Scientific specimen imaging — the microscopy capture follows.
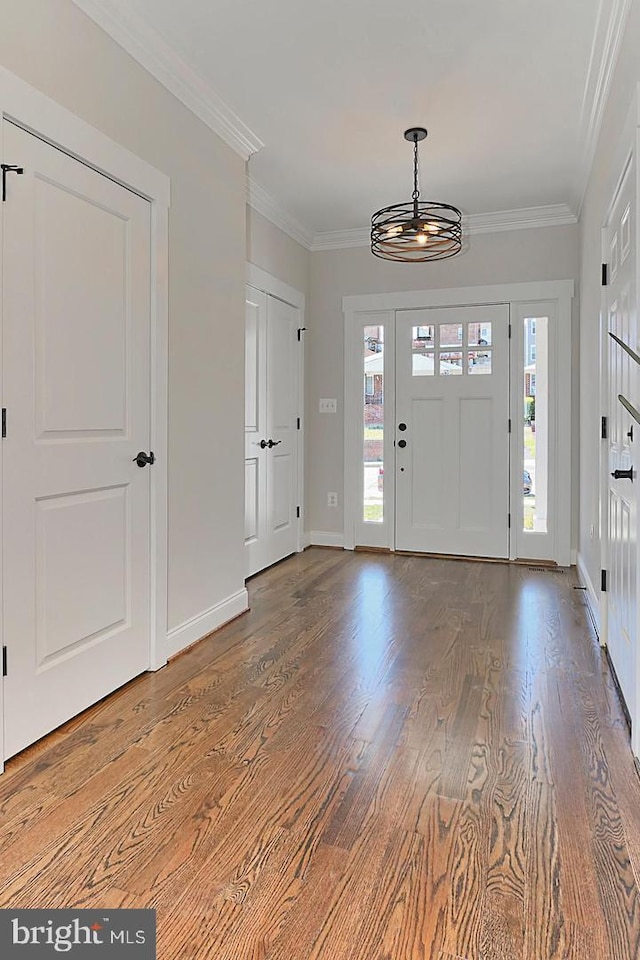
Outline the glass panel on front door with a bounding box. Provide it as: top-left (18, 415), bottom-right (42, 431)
top-left (363, 325), bottom-right (384, 523)
top-left (412, 320), bottom-right (493, 377)
top-left (412, 325), bottom-right (435, 376)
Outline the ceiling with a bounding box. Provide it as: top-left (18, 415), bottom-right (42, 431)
top-left (76, 0), bottom-right (630, 247)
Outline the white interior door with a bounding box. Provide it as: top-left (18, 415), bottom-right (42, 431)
top-left (2, 121), bottom-right (152, 759)
top-left (605, 154), bottom-right (637, 735)
top-left (395, 304), bottom-right (510, 557)
top-left (245, 286), bottom-right (299, 577)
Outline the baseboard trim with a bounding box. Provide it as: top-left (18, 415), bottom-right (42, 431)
top-left (309, 531), bottom-right (345, 548)
top-left (576, 552), bottom-right (601, 639)
top-left (167, 588), bottom-right (249, 658)
top-left (301, 532), bottom-right (312, 549)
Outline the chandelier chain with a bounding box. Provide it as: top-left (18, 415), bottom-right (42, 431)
top-left (412, 135), bottom-right (420, 202)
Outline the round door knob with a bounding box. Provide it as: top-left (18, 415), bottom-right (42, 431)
top-left (259, 439), bottom-right (268, 449)
top-left (133, 451), bottom-right (155, 468)
top-left (398, 439), bottom-right (407, 448)
top-left (398, 423), bottom-right (407, 431)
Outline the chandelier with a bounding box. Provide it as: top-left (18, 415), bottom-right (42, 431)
top-left (371, 127), bottom-right (462, 262)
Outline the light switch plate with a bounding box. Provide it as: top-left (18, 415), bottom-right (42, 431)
top-left (319, 398), bottom-right (337, 414)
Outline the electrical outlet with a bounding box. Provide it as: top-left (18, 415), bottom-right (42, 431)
top-left (327, 492), bottom-right (338, 507)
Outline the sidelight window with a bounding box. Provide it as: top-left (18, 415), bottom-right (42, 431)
top-left (363, 325), bottom-right (384, 523)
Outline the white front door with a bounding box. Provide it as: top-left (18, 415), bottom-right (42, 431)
top-left (245, 286), bottom-right (299, 577)
top-left (2, 121), bottom-right (152, 759)
top-left (395, 304), bottom-right (510, 557)
top-left (605, 155), bottom-right (637, 736)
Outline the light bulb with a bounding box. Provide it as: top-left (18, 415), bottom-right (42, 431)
top-left (416, 233), bottom-right (428, 245)
top-left (383, 224), bottom-right (403, 241)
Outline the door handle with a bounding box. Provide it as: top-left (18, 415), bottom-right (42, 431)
top-left (133, 451), bottom-right (155, 468)
top-left (267, 439), bottom-right (282, 448)
top-left (611, 468), bottom-right (633, 480)
top-left (259, 439), bottom-right (268, 449)
top-left (398, 439), bottom-right (407, 448)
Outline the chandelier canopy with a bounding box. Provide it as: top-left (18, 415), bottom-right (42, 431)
top-left (371, 127), bottom-right (462, 263)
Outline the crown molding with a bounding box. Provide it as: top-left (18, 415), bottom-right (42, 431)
top-left (310, 228), bottom-right (371, 251)
top-left (71, 0), bottom-right (263, 160)
top-left (575, 0), bottom-right (633, 216)
top-left (246, 177), bottom-right (314, 249)
top-left (467, 204), bottom-right (577, 234)
top-left (309, 204), bottom-right (577, 252)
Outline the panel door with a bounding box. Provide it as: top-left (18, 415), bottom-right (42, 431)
top-left (606, 156), bottom-right (637, 733)
top-left (2, 121), bottom-right (152, 759)
top-left (245, 287), bottom-right (299, 576)
top-left (395, 304), bottom-right (510, 557)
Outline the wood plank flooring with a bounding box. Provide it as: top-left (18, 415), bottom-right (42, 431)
top-left (1, 548), bottom-right (640, 958)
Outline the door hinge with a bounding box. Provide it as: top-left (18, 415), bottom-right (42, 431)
top-left (508, 323), bottom-right (512, 339)
top-left (297, 417), bottom-right (301, 430)
top-left (2, 646), bottom-right (6, 678)
top-left (297, 327), bottom-right (307, 342)
top-left (508, 513), bottom-right (511, 528)
top-left (1, 163), bottom-right (24, 202)
top-left (296, 506), bottom-right (300, 519)
top-left (508, 418), bottom-right (512, 433)
top-left (1, 408), bottom-right (6, 439)
top-left (601, 569), bottom-right (607, 592)
top-left (602, 263), bottom-right (608, 286)
top-left (601, 415), bottom-right (608, 439)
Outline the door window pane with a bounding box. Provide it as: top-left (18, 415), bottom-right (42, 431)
top-left (363, 325), bottom-right (384, 523)
top-left (468, 322), bottom-right (492, 346)
top-left (468, 351), bottom-right (492, 374)
top-left (523, 316), bottom-right (548, 533)
top-left (412, 325), bottom-right (434, 347)
top-left (412, 354), bottom-right (435, 376)
top-left (412, 325), bottom-right (435, 376)
top-left (440, 324), bottom-right (463, 348)
top-left (440, 352), bottom-right (463, 375)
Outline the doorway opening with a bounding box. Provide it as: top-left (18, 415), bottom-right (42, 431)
top-left (343, 282), bottom-right (573, 565)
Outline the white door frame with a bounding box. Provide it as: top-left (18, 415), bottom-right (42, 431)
top-left (599, 84), bottom-right (640, 754)
top-left (0, 67), bottom-right (170, 771)
top-left (246, 262), bottom-right (306, 558)
top-left (344, 280), bottom-right (574, 563)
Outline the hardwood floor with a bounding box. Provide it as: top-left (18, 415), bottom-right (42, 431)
top-left (1, 548), bottom-right (640, 959)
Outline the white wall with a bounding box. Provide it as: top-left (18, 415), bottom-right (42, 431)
top-left (0, 0), bottom-right (247, 644)
top-left (308, 226), bottom-right (579, 537)
top-left (579, 0), bottom-right (640, 598)
top-left (247, 207), bottom-right (310, 296)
